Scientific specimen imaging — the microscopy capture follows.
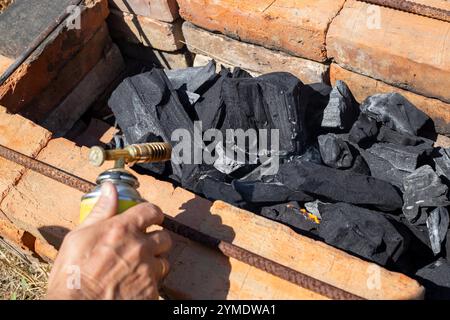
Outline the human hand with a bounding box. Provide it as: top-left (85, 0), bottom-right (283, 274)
top-left (46, 182), bottom-right (172, 300)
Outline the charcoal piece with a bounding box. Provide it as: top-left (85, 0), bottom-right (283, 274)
top-left (213, 143), bottom-right (245, 175)
top-left (232, 67), bottom-right (252, 79)
top-left (366, 142), bottom-right (432, 173)
top-left (360, 93), bottom-right (431, 137)
top-left (318, 203), bottom-right (409, 266)
top-left (232, 180), bottom-right (314, 204)
top-left (426, 207), bottom-right (450, 256)
top-left (286, 145), bottom-right (323, 165)
top-left (300, 83), bottom-right (333, 137)
top-left (318, 134), bottom-right (353, 169)
top-left (108, 68), bottom-right (201, 180)
top-left (415, 259), bottom-right (450, 300)
top-left (194, 68), bottom-right (231, 130)
top-left (377, 126), bottom-right (430, 146)
top-left (321, 81), bottom-right (359, 131)
top-left (164, 60), bottom-right (217, 93)
top-left (349, 113), bottom-right (379, 147)
top-left (446, 230), bottom-right (450, 262)
top-left (277, 159), bottom-right (403, 211)
top-left (360, 149), bottom-right (409, 190)
top-left (260, 202), bottom-right (319, 234)
top-left (219, 72), bottom-right (307, 156)
top-left (196, 174), bottom-right (244, 206)
top-left (434, 148), bottom-right (450, 182)
top-left (402, 165), bottom-right (450, 223)
top-left (347, 154), bottom-right (371, 176)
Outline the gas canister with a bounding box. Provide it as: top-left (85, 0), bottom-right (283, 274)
top-left (79, 142), bottom-right (172, 224)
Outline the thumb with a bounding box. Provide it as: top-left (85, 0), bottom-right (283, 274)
top-left (80, 182), bottom-right (118, 228)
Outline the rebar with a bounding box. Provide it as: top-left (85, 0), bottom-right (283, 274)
top-left (0, 143), bottom-right (364, 300)
top-left (358, 0), bottom-right (450, 23)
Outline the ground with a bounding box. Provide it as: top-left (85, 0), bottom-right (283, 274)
top-left (0, 238), bottom-right (49, 300)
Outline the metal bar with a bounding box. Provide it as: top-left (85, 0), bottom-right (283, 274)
top-left (358, 0), bottom-right (450, 23)
top-left (0, 0), bottom-right (84, 86)
top-left (0, 144), bottom-right (364, 300)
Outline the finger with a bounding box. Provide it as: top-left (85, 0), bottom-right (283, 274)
top-left (154, 257), bottom-right (170, 279)
top-left (144, 230), bottom-right (172, 256)
top-left (81, 182), bottom-right (118, 228)
top-left (115, 202), bottom-right (164, 231)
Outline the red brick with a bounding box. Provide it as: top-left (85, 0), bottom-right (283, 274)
top-left (109, 0), bottom-right (179, 22)
top-left (330, 64), bottom-right (450, 135)
top-left (19, 23), bottom-right (113, 124)
top-left (177, 0), bottom-right (346, 62)
top-left (0, 55), bottom-right (12, 75)
top-left (0, 0), bottom-right (109, 113)
top-left (183, 22), bottom-right (329, 84)
top-left (0, 107), bottom-right (52, 200)
top-left (327, 0), bottom-right (450, 104)
top-left (42, 44), bottom-right (125, 135)
top-left (108, 9), bottom-right (184, 51)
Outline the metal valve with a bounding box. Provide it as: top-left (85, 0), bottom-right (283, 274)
top-left (88, 142), bottom-right (172, 167)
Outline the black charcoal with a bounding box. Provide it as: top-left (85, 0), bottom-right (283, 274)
top-left (416, 259), bottom-right (450, 300)
top-left (318, 134), bottom-right (353, 169)
top-left (366, 142), bottom-right (432, 173)
top-left (360, 149), bottom-right (409, 190)
top-left (377, 126), bottom-right (430, 146)
top-left (321, 81), bottom-right (359, 131)
top-left (232, 179), bottom-right (314, 204)
top-left (360, 93), bottom-right (431, 137)
top-left (402, 165), bottom-right (450, 223)
top-left (426, 207), bottom-right (449, 256)
top-left (434, 148), bottom-right (450, 181)
top-left (349, 113), bottom-right (379, 147)
top-left (165, 60), bottom-right (217, 93)
top-left (277, 158), bottom-right (403, 211)
top-left (260, 202), bottom-right (319, 234)
top-left (108, 68), bottom-right (201, 179)
top-left (318, 203), bottom-right (409, 266)
top-left (220, 72), bottom-right (307, 156)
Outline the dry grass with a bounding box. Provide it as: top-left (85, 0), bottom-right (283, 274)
top-left (0, 0), bottom-right (13, 13)
top-left (0, 238), bottom-right (50, 300)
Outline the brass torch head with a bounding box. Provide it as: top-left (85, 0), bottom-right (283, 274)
top-left (88, 142), bottom-right (172, 167)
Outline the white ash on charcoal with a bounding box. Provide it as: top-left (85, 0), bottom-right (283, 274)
top-left (320, 80), bottom-right (359, 131)
top-left (107, 60), bottom-right (450, 298)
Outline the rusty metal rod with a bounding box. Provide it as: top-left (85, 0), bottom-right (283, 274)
top-left (0, 0), bottom-right (84, 86)
top-left (358, 0), bottom-right (450, 23)
top-left (0, 143), bottom-right (364, 300)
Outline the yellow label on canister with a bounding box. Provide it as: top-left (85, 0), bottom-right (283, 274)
top-left (79, 198), bottom-right (140, 224)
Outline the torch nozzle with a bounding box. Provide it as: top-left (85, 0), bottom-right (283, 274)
top-left (88, 142), bottom-right (172, 167)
